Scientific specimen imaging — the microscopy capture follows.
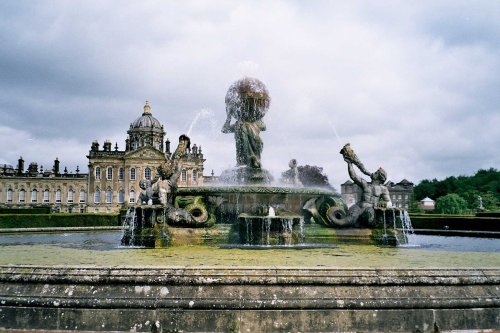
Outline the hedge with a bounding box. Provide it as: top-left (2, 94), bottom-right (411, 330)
top-left (0, 213), bottom-right (120, 229)
top-left (0, 206), bottom-right (51, 214)
top-left (476, 212), bottom-right (500, 218)
top-left (409, 214), bottom-right (500, 232)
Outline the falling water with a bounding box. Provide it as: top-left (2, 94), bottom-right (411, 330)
top-left (382, 211), bottom-right (388, 239)
top-left (298, 218), bottom-right (305, 243)
top-left (265, 218), bottom-right (271, 245)
top-left (399, 210), bottom-right (416, 245)
top-left (122, 208), bottom-right (137, 245)
top-left (186, 108), bottom-right (216, 136)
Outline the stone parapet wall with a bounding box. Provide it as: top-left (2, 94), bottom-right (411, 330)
top-left (0, 266), bottom-right (498, 332)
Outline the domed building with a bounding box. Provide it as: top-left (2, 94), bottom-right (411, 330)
top-left (0, 102), bottom-right (206, 213)
top-left (126, 101), bottom-right (165, 152)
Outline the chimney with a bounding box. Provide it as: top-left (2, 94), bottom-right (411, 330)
top-left (17, 156), bottom-right (24, 175)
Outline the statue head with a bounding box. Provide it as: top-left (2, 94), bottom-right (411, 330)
top-left (371, 167), bottom-right (387, 184)
top-left (225, 77), bottom-right (270, 122)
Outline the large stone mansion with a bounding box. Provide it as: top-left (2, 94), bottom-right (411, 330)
top-left (0, 102), bottom-right (205, 213)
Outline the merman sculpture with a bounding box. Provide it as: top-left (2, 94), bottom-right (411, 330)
top-left (340, 143), bottom-right (392, 227)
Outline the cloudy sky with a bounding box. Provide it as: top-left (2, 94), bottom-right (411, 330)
top-left (1, 1), bottom-right (499, 189)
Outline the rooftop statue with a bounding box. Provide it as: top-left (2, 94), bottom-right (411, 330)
top-left (340, 143), bottom-right (392, 227)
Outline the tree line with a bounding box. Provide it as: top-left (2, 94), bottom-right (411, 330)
top-left (413, 168), bottom-right (500, 213)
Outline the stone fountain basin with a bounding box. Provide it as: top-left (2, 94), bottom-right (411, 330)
top-left (0, 230), bottom-right (499, 331)
top-left (177, 185), bottom-right (337, 223)
top-left (0, 265), bottom-right (498, 332)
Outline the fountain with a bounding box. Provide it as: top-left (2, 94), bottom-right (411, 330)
top-left (120, 77), bottom-right (417, 248)
top-left (1, 77), bottom-right (498, 332)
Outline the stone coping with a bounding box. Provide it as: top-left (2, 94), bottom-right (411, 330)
top-left (1, 265), bottom-right (498, 286)
top-left (177, 185), bottom-right (336, 195)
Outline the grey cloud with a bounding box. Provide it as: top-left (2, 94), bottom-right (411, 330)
top-left (0, 1), bottom-right (498, 188)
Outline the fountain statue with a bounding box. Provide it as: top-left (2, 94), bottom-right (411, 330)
top-left (339, 143), bottom-right (392, 227)
top-left (220, 77), bottom-right (273, 184)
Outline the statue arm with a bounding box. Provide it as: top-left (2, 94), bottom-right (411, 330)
top-left (347, 161), bottom-right (364, 186)
top-left (221, 114), bottom-right (235, 133)
top-left (380, 187), bottom-right (392, 207)
top-left (256, 119), bottom-right (266, 131)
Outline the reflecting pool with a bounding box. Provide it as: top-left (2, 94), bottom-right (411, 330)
top-left (0, 231), bottom-right (498, 268)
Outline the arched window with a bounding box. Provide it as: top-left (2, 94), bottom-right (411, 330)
top-left (7, 189), bottom-right (13, 203)
top-left (95, 167), bottom-right (101, 179)
top-left (106, 188), bottom-right (112, 203)
top-left (79, 189), bottom-right (86, 203)
top-left (19, 189), bottom-right (26, 203)
top-left (130, 168), bottom-right (136, 180)
top-left (55, 189), bottom-right (62, 203)
top-left (145, 167), bottom-right (151, 180)
top-left (118, 190), bottom-right (124, 203)
top-left (129, 190), bottom-right (136, 203)
top-left (94, 188), bottom-right (100, 203)
top-left (107, 167), bottom-right (113, 180)
top-left (119, 168), bottom-right (125, 180)
top-left (67, 189), bottom-right (74, 203)
top-left (31, 189), bottom-right (38, 203)
top-left (43, 189), bottom-right (50, 203)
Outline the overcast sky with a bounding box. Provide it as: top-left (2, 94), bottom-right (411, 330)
top-left (1, 1), bottom-right (499, 189)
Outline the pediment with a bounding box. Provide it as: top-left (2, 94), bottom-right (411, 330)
top-left (125, 147), bottom-right (166, 161)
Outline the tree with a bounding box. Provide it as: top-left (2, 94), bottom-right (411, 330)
top-left (281, 164), bottom-right (336, 192)
top-left (434, 193), bottom-right (468, 215)
top-left (414, 168), bottom-right (500, 211)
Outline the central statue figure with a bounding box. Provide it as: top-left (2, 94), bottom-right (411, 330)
top-left (222, 77), bottom-right (270, 169)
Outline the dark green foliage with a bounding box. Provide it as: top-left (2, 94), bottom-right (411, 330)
top-left (414, 168), bottom-right (500, 211)
top-left (281, 164), bottom-right (337, 192)
top-left (0, 206), bottom-right (51, 214)
top-left (0, 213), bottom-right (120, 228)
top-left (435, 193), bottom-right (468, 214)
top-left (410, 214), bottom-right (500, 231)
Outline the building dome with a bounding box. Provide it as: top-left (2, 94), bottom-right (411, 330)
top-left (127, 101), bottom-right (166, 152)
top-left (131, 101), bottom-right (163, 131)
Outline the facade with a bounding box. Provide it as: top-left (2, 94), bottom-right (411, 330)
top-left (0, 102), bottom-right (205, 213)
top-left (341, 178), bottom-right (414, 209)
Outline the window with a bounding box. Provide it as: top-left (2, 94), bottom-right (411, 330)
top-left (145, 167), bottom-right (151, 180)
top-left (67, 189), bottom-right (74, 203)
top-left (7, 189), bottom-right (13, 203)
top-left (95, 167), bottom-right (101, 179)
top-left (106, 188), bottom-right (112, 203)
top-left (404, 194), bottom-right (408, 200)
top-left (118, 190), bottom-right (124, 203)
top-left (31, 189), bottom-right (38, 203)
top-left (43, 189), bottom-right (50, 203)
top-left (79, 189), bottom-right (86, 203)
top-left (55, 190), bottom-right (62, 203)
top-left (94, 188), bottom-right (100, 203)
top-left (107, 167), bottom-right (113, 180)
top-left (129, 190), bottom-right (135, 203)
top-left (130, 168), bottom-right (136, 180)
top-left (19, 189), bottom-right (26, 203)
top-left (119, 168), bottom-right (124, 180)
top-left (193, 170), bottom-right (197, 182)
top-left (181, 170), bottom-right (187, 181)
